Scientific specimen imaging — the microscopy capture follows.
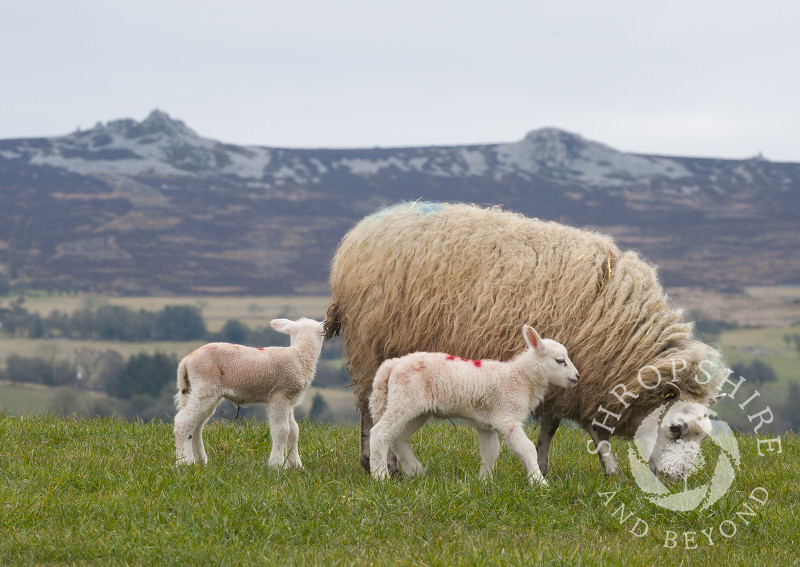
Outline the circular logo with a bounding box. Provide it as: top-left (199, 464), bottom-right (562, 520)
top-left (628, 404), bottom-right (741, 511)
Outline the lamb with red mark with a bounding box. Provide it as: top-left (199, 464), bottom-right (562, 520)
top-left (369, 325), bottom-right (579, 485)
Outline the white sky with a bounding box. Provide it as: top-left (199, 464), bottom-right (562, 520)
top-left (2, 0), bottom-right (798, 160)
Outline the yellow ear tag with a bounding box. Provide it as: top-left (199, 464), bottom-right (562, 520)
top-left (661, 391), bottom-right (676, 400)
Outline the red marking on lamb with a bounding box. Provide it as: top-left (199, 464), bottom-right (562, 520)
top-left (445, 355), bottom-right (482, 367)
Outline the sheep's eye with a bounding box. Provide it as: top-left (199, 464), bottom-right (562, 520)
top-left (555, 357), bottom-right (566, 366)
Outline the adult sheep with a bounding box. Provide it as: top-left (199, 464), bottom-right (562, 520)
top-left (325, 202), bottom-right (728, 479)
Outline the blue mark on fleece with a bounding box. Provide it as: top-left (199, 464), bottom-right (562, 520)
top-left (366, 201), bottom-right (445, 222)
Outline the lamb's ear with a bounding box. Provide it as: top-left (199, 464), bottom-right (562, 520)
top-left (523, 325), bottom-right (542, 350)
top-left (708, 392), bottom-right (726, 407)
top-left (660, 381), bottom-right (681, 401)
top-left (270, 318), bottom-right (294, 334)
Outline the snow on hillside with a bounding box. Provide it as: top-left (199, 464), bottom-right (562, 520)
top-left (27, 110), bottom-right (273, 179)
top-left (495, 128), bottom-right (691, 187)
top-left (0, 109), bottom-right (734, 190)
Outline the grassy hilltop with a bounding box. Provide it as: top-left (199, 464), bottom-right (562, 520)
top-left (1, 414), bottom-right (797, 565)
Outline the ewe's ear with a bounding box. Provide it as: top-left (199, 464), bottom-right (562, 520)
top-left (660, 381), bottom-right (681, 401)
top-left (270, 318), bottom-right (293, 334)
top-left (708, 392), bottom-right (726, 407)
top-left (523, 325), bottom-right (541, 350)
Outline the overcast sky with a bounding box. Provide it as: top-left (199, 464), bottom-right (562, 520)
top-left (2, 1), bottom-right (798, 160)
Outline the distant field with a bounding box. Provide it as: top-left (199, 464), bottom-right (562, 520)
top-left (12, 285), bottom-right (800, 329)
top-left (0, 338), bottom-right (204, 363)
top-left (2, 288), bottom-right (798, 426)
top-left (670, 285), bottom-right (800, 328)
top-left (716, 327), bottom-right (800, 384)
top-left (0, 382), bottom-right (123, 415)
top-left (0, 380), bottom-right (357, 423)
top-left (10, 293), bottom-right (331, 332)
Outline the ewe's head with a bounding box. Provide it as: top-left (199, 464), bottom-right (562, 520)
top-left (270, 318), bottom-right (325, 346)
top-left (523, 325), bottom-right (579, 389)
top-left (635, 391), bottom-right (726, 480)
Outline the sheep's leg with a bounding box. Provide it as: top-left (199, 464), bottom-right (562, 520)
top-left (286, 408), bottom-right (302, 469)
top-left (477, 428), bottom-right (501, 479)
top-left (358, 403), bottom-right (373, 474)
top-left (498, 421), bottom-right (547, 486)
top-left (392, 415), bottom-right (427, 477)
top-left (587, 426), bottom-right (618, 475)
top-left (536, 410), bottom-right (561, 477)
top-left (267, 402), bottom-right (292, 469)
top-left (387, 450), bottom-right (399, 478)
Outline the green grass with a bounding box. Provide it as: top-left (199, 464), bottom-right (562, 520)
top-left (1, 414), bottom-right (797, 565)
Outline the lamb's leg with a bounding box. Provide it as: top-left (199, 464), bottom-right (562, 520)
top-left (268, 402), bottom-right (292, 469)
top-left (587, 426), bottom-right (618, 475)
top-left (175, 397), bottom-right (217, 465)
top-left (369, 417), bottom-right (393, 480)
top-left (286, 408), bottom-right (302, 469)
top-left (477, 428), bottom-right (501, 479)
top-left (392, 415), bottom-right (427, 477)
top-left (191, 402), bottom-right (218, 465)
top-left (369, 405), bottom-right (414, 480)
top-left (536, 410), bottom-right (561, 477)
top-left (358, 400), bottom-right (399, 476)
top-left (174, 408), bottom-right (196, 464)
top-left (498, 421), bottom-right (547, 486)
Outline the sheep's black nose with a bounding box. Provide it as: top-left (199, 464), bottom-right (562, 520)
top-left (669, 424), bottom-right (683, 438)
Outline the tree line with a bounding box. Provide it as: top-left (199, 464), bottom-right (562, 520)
top-left (0, 298), bottom-right (350, 420)
top-left (0, 298), bottom-right (206, 341)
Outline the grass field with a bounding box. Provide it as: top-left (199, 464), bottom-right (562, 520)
top-left (0, 414), bottom-right (797, 565)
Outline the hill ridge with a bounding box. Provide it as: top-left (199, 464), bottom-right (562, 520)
top-left (1, 110), bottom-right (798, 294)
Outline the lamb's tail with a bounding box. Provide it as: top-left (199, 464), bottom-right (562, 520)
top-left (174, 357), bottom-right (190, 411)
top-left (368, 359), bottom-right (398, 422)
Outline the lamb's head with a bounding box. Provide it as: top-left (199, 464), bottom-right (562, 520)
top-left (270, 317), bottom-right (325, 347)
top-left (522, 325), bottom-right (579, 389)
top-left (635, 389), bottom-right (726, 480)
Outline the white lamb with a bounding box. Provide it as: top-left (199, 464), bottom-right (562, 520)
top-left (173, 317), bottom-right (324, 468)
top-left (369, 325), bottom-right (579, 485)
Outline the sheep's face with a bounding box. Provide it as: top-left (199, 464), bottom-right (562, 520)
top-left (523, 325), bottom-right (579, 389)
top-left (639, 400), bottom-right (715, 480)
